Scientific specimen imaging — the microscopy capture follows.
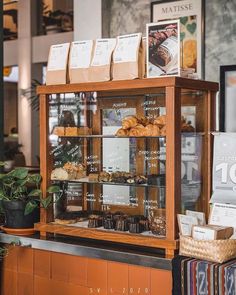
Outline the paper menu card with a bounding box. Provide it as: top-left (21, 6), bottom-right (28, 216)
top-left (186, 210), bottom-right (206, 226)
top-left (47, 43), bottom-right (70, 71)
top-left (91, 39), bottom-right (116, 67)
top-left (209, 203), bottom-right (236, 233)
top-left (69, 40), bottom-right (93, 69)
top-left (113, 33), bottom-right (142, 63)
top-left (177, 214), bottom-right (198, 236)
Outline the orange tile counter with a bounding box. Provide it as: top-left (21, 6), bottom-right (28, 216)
top-left (1, 245), bottom-right (172, 295)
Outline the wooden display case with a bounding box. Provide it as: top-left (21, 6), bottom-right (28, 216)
top-left (35, 77), bottom-right (218, 258)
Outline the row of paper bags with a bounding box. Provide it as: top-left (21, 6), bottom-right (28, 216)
top-left (46, 33), bottom-right (145, 85)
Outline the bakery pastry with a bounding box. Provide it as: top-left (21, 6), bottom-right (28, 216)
top-left (122, 116), bottom-right (138, 129)
top-left (134, 175), bottom-right (147, 184)
top-left (145, 124), bottom-right (160, 136)
top-left (63, 162), bottom-right (86, 180)
top-left (88, 173), bottom-right (99, 182)
top-left (150, 216), bottom-right (166, 236)
top-left (129, 223), bottom-right (143, 233)
top-left (115, 216), bottom-right (129, 231)
top-left (54, 219), bottom-right (77, 225)
top-left (137, 116), bottom-right (150, 126)
top-left (98, 171), bottom-right (110, 182)
top-left (88, 215), bottom-right (103, 228)
top-left (129, 124), bottom-right (146, 136)
top-left (160, 125), bottom-right (166, 136)
top-left (65, 127), bottom-right (78, 136)
top-left (139, 219), bottom-right (150, 232)
top-left (115, 128), bottom-right (129, 137)
top-left (103, 213), bottom-right (115, 229)
top-left (51, 167), bottom-right (69, 180)
top-left (53, 126), bottom-right (65, 136)
top-left (153, 115), bottom-right (166, 127)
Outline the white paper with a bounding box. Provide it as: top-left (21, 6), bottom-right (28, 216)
top-left (186, 210), bottom-right (206, 226)
top-left (192, 226), bottom-right (215, 240)
top-left (178, 214), bottom-right (198, 236)
top-left (113, 33), bottom-right (141, 63)
top-left (47, 43), bottom-right (70, 71)
top-left (91, 39), bottom-right (116, 67)
top-left (69, 40), bottom-right (93, 69)
top-left (209, 203), bottom-right (236, 232)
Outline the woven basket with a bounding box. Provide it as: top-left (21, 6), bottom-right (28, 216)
top-left (179, 235), bottom-right (236, 263)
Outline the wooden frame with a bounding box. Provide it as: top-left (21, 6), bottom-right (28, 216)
top-left (36, 77), bottom-right (218, 257)
top-left (219, 65), bottom-right (236, 132)
top-left (151, 0), bottom-right (205, 79)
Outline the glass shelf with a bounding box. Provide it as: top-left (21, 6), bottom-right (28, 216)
top-left (51, 177), bottom-right (166, 188)
top-left (51, 132), bottom-right (205, 139)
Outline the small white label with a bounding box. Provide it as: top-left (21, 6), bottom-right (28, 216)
top-left (160, 36), bottom-right (178, 60)
top-left (192, 226), bottom-right (215, 240)
top-left (91, 39), bottom-right (116, 67)
top-left (70, 40), bottom-right (93, 69)
top-left (113, 33), bottom-right (141, 63)
top-left (47, 43), bottom-right (70, 71)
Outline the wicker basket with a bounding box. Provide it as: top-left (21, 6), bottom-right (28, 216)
top-left (179, 235), bottom-right (236, 263)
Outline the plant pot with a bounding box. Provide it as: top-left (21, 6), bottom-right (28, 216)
top-left (2, 200), bottom-right (39, 229)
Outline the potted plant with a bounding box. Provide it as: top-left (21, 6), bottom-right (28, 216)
top-left (0, 166), bottom-right (60, 230)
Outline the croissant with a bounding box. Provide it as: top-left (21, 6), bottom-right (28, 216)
top-left (137, 116), bottom-right (150, 126)
top-left (144, 124), bottom-right (160, 136)
top-left (160, 125), bottom-right (166, 136)
top-left (129, 124), bottom-right (146, 136)
top-left (116, 128), bottom-right (129, 136)
top-left (153, 115), bottom-right (166, 127)
top-left (122, 116), bottom-right (138, 129)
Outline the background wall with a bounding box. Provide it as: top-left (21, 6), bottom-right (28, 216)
top-left (102, 0), bottom-right (236, 82)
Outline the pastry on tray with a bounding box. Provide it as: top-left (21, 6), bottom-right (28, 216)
top-left (52, 126), bottom-right (65, 136)
top-left (63, 162), bottom-right (86, 180)
top-left (88, 173), bottom-right (99, 182)
top-left (54, 219), bottom-right (77, 225)
top-left (98, 171), bottom-right (111, 182)
top-left (51, 167), bottom-right (69, 180)
top-left (65, 127), bottom-right (78, 136)
top-left (115, 128), bottom-right (129, 136)
top-left (122, 116), bottom-right (138, 129)
top-left (129, 124), bottom-right (146, 136)
top-left (149, 216), bottom-right (166, 236)
top-left (88, 215), bottom-right (103, 228)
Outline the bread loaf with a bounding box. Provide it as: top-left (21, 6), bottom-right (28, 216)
top-left (115, 128), bottom-right (129, 136)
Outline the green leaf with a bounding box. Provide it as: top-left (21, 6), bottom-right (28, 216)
top-left (28, 189), bottom-right (42, 197)
top-left (9, 168), bottom-right (28, 180)
top-left (40, 196), bottom-right (52, 209)
top-left (24, 201), bottom-right (38, 215)
top-left (28, 174), bottom-right (41, 185)
top-left (47, 185), bottom-right (60, 194)
top-left (16, 178), bottom-right (28, 186)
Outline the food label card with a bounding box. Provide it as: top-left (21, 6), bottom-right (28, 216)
top-left (177, 214), bottom-right (198, 236)
top-left (113, 33), bottom-right (142, 63)
top-left (209, 202), bottom-right (236, 233)
top-left (70, 40), bottom-right (93, 69)
top-left (91, 39), bottom-right (116, 67)
top-left (47, 43), bottom-right (70, 71)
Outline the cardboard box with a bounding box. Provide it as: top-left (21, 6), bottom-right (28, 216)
top-left (192, 225), bottom-right (234, 240)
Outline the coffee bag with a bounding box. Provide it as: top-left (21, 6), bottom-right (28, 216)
top-left (112, 33), bottom-right (144, 80)
top-left (46, 43), bottom-right (70, 85)
top-left (89, 38), bottom-right (116, 82)
top-left (69, 40), bottom-right (94, 84)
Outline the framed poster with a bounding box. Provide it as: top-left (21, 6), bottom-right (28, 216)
top-left (151, 0), bottom-right (205, 79)
top-left (147, 20), bottom-right (180, 78)
top-left (219, 65), bottom-right (236, 132)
